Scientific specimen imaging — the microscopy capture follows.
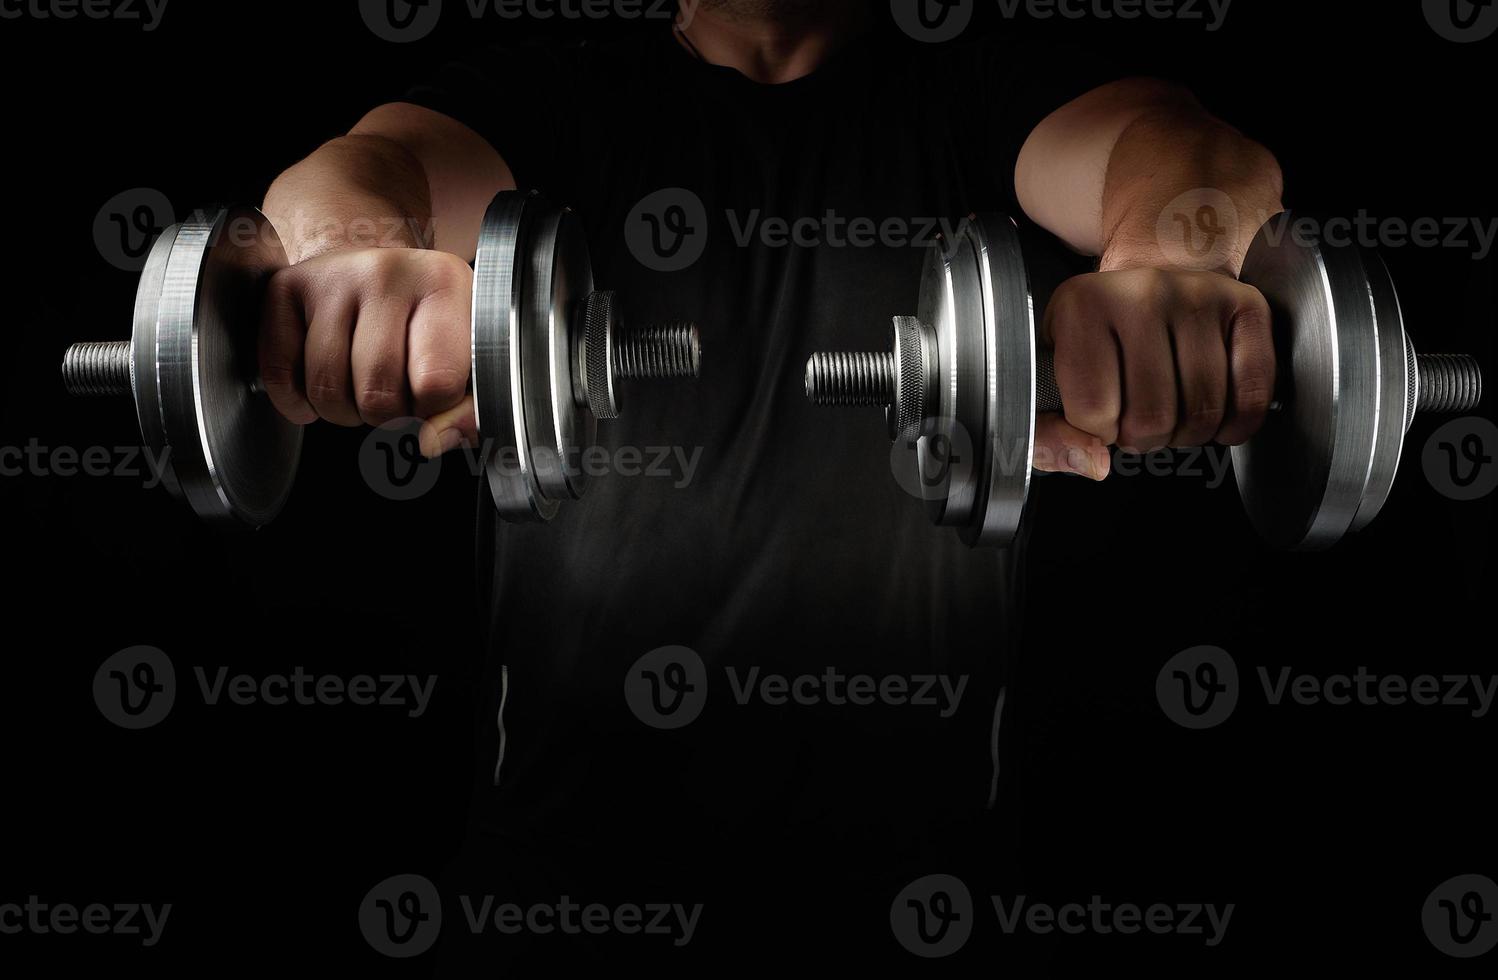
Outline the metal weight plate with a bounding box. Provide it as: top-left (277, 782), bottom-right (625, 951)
top-left (1348, 249), bottom-right (1413, 535)
top-left (963, 215), bottom-right (1040, 548)
top-left (520, 203), bottom-right (595, 502)
top-left (473, 190), bottom-right (598, 521)
top-left (132, 206), bottom-right (300, 527)
top-left (1232, 212), bottom-right (1393, 550)
top-left (914, 219), bottom-right (987, 530)
top-left (474, 190), bottom-right (558, 521)
top-left (910, 215), bottom-right (1038, 548)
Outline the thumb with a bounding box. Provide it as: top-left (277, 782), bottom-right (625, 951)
top-left (1034, 414), bottom-right (1111, 481)
top-left (417, 395), bottom-right (478, 459)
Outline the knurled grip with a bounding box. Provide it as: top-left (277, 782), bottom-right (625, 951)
top-left (1034, 348), bottom-right (1480, 421)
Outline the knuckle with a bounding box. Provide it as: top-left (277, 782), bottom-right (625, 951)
top-left (1124, 407), bottom-right (1177, 439)
top-left (1234, 376), bottom-right (1275, 414)
top-left (409, 361), bottom-right (467, 404)
top-left (356, 384), bottom-right (407, 421)
top-left (305, 377), bottom-right (348, 407)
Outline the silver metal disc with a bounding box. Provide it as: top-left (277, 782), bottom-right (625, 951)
top-left (1348, 250), bottom-right (1412, 534)
top-left (132, 206), bottom-right (299, 527)
top-left (963, 215), bottom-right (1038, 549)
top-left (474, 190), bottom-right (559, 521)
top-left (1232, 212), bottom-right (1392, 550)
top-left (911, 215), bottom-right (1036, 548)
top-left (916, 220), bottom-right (989, 529)
top-left (521, 204), bottom-right (595, 501)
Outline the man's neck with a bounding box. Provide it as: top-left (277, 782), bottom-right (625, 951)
top-left (675, 1), bottom-right (866, 85)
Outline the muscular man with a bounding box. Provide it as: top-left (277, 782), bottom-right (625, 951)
top-left (260, 0), bottom-right (1282, 965)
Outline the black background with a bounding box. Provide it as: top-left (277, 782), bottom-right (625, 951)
top-left (1, 0), bottom-right (1494, 973)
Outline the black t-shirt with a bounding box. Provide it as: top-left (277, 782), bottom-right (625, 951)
top-left (406, 23), bottom-right (1113, 950)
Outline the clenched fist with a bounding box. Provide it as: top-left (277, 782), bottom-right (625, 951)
top-left (1036, 268), bottom-right (1276, 479)
top-left (258, 248), bottom-right (477, 457)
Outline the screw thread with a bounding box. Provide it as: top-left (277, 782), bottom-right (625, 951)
top-left (1417, 353), bottom-right (1483, 414)
top-left (62, 341), bottom-right (131, 396)
top-left (614, 322), bottom-right (702, 380)
top-left (805, 351), bottom-right (895, 407)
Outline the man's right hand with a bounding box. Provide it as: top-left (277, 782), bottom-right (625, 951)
top-left (258, 247), bottom-right (478, 458)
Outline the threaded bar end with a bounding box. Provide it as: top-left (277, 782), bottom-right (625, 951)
top-left (614, 322), bottom-right (701, 380)
top-left (62, 341), bottom-right (131, 397)
top-left (804, 351), bottom-right (895, 407)
top-left (1417, 353), bottom-right (1483, 414)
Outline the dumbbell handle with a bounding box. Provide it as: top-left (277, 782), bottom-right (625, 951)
top-left (805, 347), bottom-right (1483, 422)
top-left (62, 325), bottom-right (702, 400)
top-left (1033, 349), bottom-right (1483, 417)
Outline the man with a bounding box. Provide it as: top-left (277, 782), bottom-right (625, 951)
top-left (260, 0), bottom-right (1282, 965)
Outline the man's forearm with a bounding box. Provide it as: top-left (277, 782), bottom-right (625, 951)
top-left (1098, 103), bottom-right (1284, 276)
top-left (263, 133), bottom-right (434, 264)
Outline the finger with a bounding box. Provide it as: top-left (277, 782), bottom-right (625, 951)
top-left (1115, 315), bottom-right (1178, 453)
top-left (303, 291), bottom-right (362, 427)
top-left (1043, 278), bottom-right (1123, 444)
top-left (1216, 287), bottom-right (1276, 446)
top-left (1034, 414), bottom-right (1112, 480)
top-left (1168, 311), bottom-right (1229, 447)
top-left (419, 396), bottom-right (477, 458)
top-left (407, 255), bottom-right (474, 450)
top-left (350, 294), bottom-right (414, 427)
top-left (258, 269), bottom-right (317, 425)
